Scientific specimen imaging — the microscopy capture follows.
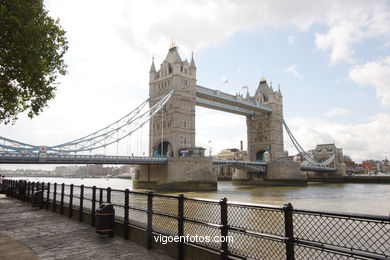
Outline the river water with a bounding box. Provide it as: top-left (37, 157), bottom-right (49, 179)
top-left (10, 177), bottom-right (390, 216)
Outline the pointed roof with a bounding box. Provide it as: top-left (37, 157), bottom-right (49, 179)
top-left (190, 51), bottom-right (196, 68)
top-left (164, 46), bottom-right (182, 64)
top-left (149, 56), bottom-right (156, 73)
top-left (255, 77), bottom-right (271, 100)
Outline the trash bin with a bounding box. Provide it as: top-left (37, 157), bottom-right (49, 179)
top-left (18, 181), bottom-right (26, 201)
top-left (95, 203), bottom-right (115, 237)
top-left (6, 187), bottom-right (14, 198)
top-left (32, 190), bottom-right (43, 208)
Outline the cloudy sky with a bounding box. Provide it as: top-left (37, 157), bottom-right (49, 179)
top-left (1, 0), bottom-right (390, 169)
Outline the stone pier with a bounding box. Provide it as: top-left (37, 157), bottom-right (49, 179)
top-left (133, 157), bottom-right (217, 191)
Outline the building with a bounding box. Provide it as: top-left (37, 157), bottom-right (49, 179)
top-left (214, 147), bottom-right (248, 180)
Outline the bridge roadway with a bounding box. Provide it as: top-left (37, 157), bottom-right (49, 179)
top-left (0, 152), bottom-right (167, 165)
top-left (0, 153), bottom-right (336, 172)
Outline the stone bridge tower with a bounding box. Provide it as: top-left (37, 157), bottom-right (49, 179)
top-left (149, 44), bottom-right (197, 158)
top-left (133, 45), bottom-right (216, 191)
top-left (245, 78), bottom-right (284, 162)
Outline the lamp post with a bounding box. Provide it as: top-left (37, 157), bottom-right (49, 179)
top-left (208, 140), bottom-right (212, 158)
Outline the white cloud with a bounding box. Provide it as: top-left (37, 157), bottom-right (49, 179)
top-left (349, 56), bottom-right (390, 106)
top-left (285, 113), bottom-right (390, 162)
top-left (325, 107), bottom-right (350, 117)
top-left (287, 35), bottom-right (295, 44)
top-left (285, 64), bottom-right (302, 78)
top-left (315, 1), bottom-right (390, 65)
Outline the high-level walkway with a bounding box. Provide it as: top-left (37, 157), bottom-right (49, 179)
top-left (0, 195), bottom-right (172, 260)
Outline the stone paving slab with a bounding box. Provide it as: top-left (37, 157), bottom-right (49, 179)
top-left (0, 195), bottom-right (173, 260)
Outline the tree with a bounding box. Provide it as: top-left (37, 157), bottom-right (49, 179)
top-left (0, 0), bottom-right (68, 124)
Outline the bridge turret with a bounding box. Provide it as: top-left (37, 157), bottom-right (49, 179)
top-left (247, 77), bottom-right (284, 162)
top-left (149, 45), bottom-right (197, 158)
top-left (189, 51), bottom-right (197, 78)
top-left (149, 57), bottom-right (156, 82)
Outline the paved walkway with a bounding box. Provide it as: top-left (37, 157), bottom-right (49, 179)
top-left (0, 195), bottom-right (173, 260)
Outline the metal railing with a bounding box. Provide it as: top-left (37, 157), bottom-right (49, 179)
top-left (2, 179), bottom-right (389, 260)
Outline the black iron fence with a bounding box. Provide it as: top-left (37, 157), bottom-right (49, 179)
top-left (2, 179), bottom-right (389, 260)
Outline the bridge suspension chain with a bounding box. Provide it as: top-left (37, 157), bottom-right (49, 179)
top-left (0, 90), bottom-right (175, 154)
top-left (283, 120), bottom-right (336, 167)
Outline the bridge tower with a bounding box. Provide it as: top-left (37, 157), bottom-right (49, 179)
top-left (133, 45), bottom-right (216, 191)
top-left (246, 78), bottom-right (284, 162)
top-left (149, 44), bottom-right (196, 158)
top-left (233, 78), bottom-right (307, 185)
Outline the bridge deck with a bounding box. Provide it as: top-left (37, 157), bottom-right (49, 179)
top-left (0, 153), bottom-right (167, 165)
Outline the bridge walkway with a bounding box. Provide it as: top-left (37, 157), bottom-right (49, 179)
top-left (0, 195), bottom-right (172, 260)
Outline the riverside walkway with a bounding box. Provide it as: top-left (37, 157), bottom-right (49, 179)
top-left (0, 195), bottom-right (172, 260)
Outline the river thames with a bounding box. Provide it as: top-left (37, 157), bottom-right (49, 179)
top-left (10, 177), bottom-right (390, 216)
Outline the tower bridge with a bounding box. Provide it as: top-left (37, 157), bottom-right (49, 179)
top-left (0, 45), bottom-right (344, 190)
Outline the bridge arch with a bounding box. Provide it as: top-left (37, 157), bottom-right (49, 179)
top-left (154, 141), bottom-right (172, 158)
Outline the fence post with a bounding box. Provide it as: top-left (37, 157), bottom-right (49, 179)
top-left (91, 186), bottom-right (96, 227)
top-left (15, 180), bottom-right (19, 199)
top-left (53, 183), bottom-right (57, 212)
top-left (79, 185), bottom-right (84, 222)
top-left (60, 183), bottom-right (65, 215)
top-left (31, 181), bottom-right (35, 203)
top-left (106, 187), bottom-right (111, 203)
top-left (124, 189), bottom-right (129, 240)
top-left (69, 184), bottom-right (74, 218)
top-left (220, 197), bottom-right (229, 260)
top-left (178, 193), bottom-right (184, 260)
top-left (99, 188), bottom-right (103, 204)
top-left (26, 181), bottom-right (30, 202)
top-left (36, 182), bottom-right (39, 199)
top-left (46, 182), bottom-right (50, 210)
top-left (40, 182), bottom-right (45, 209)
top-left (283, 203), bottom-right (295, 260)
top-left (147, 191), bottom-right (153, 249)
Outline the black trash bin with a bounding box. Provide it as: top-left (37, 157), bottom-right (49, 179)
top-left (6, 187), bottom-right (14, 198)
top-left (18, 181), bottom-right (26, 201)
top-left (32, 190), bottom-right (43, 208)
top-left (96, 203), bottom-right (115, 237)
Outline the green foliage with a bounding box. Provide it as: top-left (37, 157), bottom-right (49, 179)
top-left (0, 0), bottom-right (68, 124)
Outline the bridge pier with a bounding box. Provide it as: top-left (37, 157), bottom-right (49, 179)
top-left (232, 161), bottom-right (307, 186)
top-left (133, 157), bottom-right (217, 191)
top-left (306, 163), bottom-right (347, 182)
top-left (265, 161), bottom-right (307, 185)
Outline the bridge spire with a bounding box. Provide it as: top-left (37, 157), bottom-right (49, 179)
top-left (190, 51), bottom-right (196, 69)
top-left (149, 56), bottom-right (156, 73)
